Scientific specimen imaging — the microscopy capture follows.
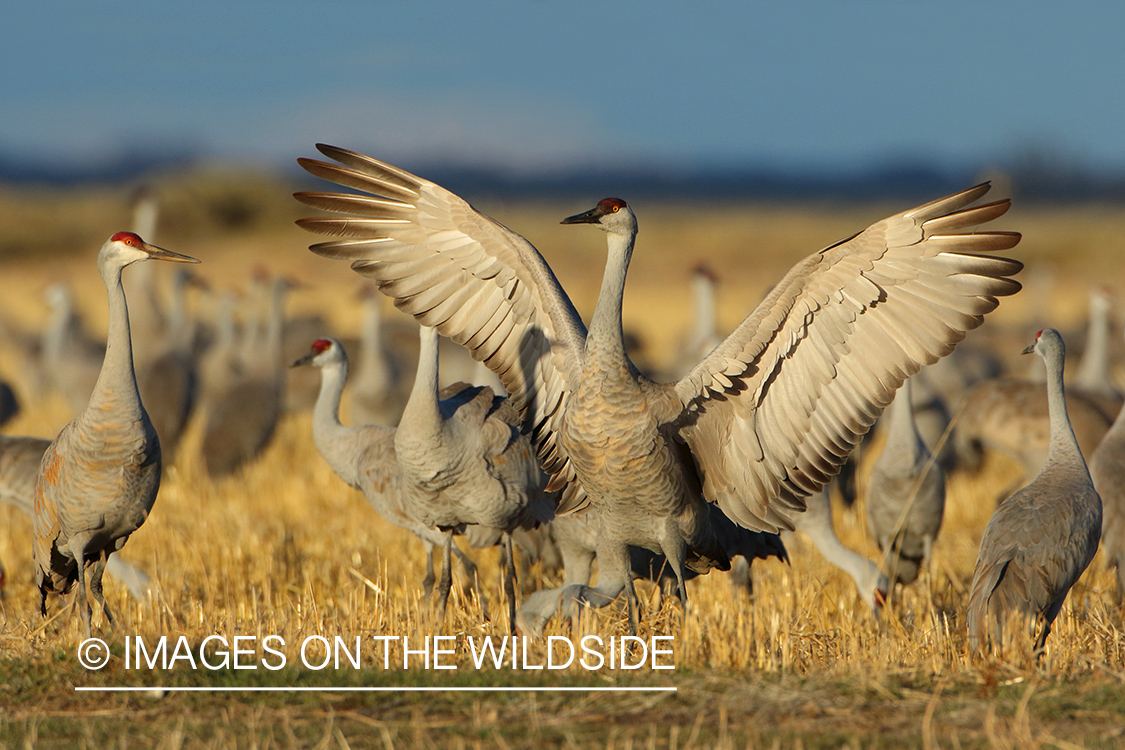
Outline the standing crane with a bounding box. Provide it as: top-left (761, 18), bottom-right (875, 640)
top-left (967, 329), bottom-right (1103, 652)
top-left (866, 377), bottom-right (946, 588)
top-left (295, 145), bottom-right (1021, 632)
top-left (293, 336), bottom-right (491, 608)
top-left (34, 232), bottom-right (198, 636)
top-left (394, 325), bottom-right (554, 632)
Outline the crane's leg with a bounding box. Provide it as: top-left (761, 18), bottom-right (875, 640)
top-left (67, 536), bottom-right (93, 638)
top-left (421, 539), bottom-right (436, 597)
top-left (89, 551), bottom-right (114, 627)
top-left (658, 530), bottom-right (690, 620)
top-left (558, 538), bottom-right (629, 633)
top-left (624, 577), bottom-right (640, 637)
top-left (452, 545), bottom-right (490, 621)
top-left (503, 533), bottom-right (518, 636)
top-left (436, 529), bottom-right (454, 623)
top-left (923, 535), bottom-right (936, 614)
top-left (1033, 616), bottom-right (1052, 657)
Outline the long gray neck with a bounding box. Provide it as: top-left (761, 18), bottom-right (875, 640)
top-left (216, 293), bottom-right (236, 349)
top-left (1042, 344), bottom-right (1088, 476)
top-left (797, 493), bottom-right (877, 591)
top-left (692, 275), bottom-right (717, 348)
top-left (266, 282), bottom-right (285, 368)
top-left (586, 230), bottom-right (634, 365)
top-left (91, 258), bottom-right (140, 410)
top-left (884, 379), bottom-right (926, 467)
top-left (1075, 297), bottom-right (1111, 393)
top-left (167, 272), bottom-right (195, 352)
top-left (311, 359), bottom-right (360, 486)
top-left (358, 295), bottom-right (389, 385)
top-left (43, 293), bottom-right (73, 365)
top-left (248, 281), bottom-right (286, 380)
top-left (402, 326), bottom-right (442, 432)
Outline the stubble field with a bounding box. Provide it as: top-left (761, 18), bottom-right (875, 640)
top-left (1, 173), bottom-right (1124, 748)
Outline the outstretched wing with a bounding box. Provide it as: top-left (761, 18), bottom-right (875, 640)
top-left (675, 184), bottom-right (1021, 532)
top-left (295, 145), bottom-right (589, 512)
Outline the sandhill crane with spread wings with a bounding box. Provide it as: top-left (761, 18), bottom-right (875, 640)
top-left (295, 144), bottom-right (1021, 632)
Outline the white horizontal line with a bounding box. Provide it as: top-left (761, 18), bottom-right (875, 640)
top-left (75, 686), bottom-right (677, 693)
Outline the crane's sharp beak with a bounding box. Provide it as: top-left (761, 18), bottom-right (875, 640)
top-left (561, 207), bottom-right (601, 225)
top-left (144, 243), bottom-right (200, 264)
top-left (1021, 344), bottom-right (1036, 355)
top-left (291, 352), bottom-right (316, 368)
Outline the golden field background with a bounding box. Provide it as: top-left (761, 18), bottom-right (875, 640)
top-left (0, 171), bottom-right (1124, 748)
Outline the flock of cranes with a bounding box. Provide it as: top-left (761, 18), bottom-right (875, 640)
top-left (0, 144), bottom-right (1120, 656)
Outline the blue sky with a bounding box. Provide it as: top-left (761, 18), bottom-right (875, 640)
top-left (2, 2), bottom-right (1122, 175)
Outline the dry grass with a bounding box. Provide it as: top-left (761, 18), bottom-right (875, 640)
top-left (0, 184), bottom-right (1124, 748)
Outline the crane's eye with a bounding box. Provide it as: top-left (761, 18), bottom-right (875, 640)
top-left (611, 206), bottom-right (620, 213)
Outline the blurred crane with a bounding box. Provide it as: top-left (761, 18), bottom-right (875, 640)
top-left (201, 274), bottom-right (291, 477)
top-left (138, 268), bottom-right (202, 461)
top-left (1089, 327), bottom-right (1125, 605)
top-left (41, 283), bottom-right (104, 413)
top-left (866, 377), bottom-right (946, 588)
top-left (349, 285), bottom-right (406, 427)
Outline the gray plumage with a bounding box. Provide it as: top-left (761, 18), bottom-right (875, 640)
top-left (395, 324), bottom-right (554, 632)
top-left (666, 264), bottom-right (723, 379)
top-left (295, 146), bottom-right (1021, 634)
top-left (198, 289), bottom-right (241, 413)
top-left (33, 232), bottom-right (198, 636)
top-left (293, 336), bottom-right (491, 607)
top-left (1072, 287), bottom-right (1122, 409)
top-left (0, 434), bottom-right (152, 600)
top-left (866, 377), bottom-right (946, 587)
top-left (967, 329), bottom-right (1102, 652)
